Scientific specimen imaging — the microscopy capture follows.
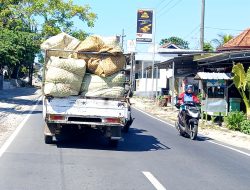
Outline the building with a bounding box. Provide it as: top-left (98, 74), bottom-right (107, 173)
top-left (131, 43), bottom-right (201, 97)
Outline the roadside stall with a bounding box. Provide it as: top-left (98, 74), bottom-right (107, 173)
top-left (194, 72), bottom-right (232, 119)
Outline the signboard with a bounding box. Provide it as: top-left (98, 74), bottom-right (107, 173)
top-left (127, 40), bottom-right (136, 52)
top-left (174, 67), bottom-right (198, 77)
top-left (201, 99), bottom-right (228, 116)
top-left (136, 10), bottom-right (153, 43)
top-left (207, 79), bottom-right (226, 87)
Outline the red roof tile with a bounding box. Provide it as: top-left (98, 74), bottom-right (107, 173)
top-left (217, 28), bottom-right (250, 51)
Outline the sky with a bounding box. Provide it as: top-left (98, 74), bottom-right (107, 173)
top-left (73, 0), bottom-right (250, 52)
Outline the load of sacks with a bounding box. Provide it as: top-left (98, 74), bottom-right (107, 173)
top-left (41, 32), bottom-right (126, 98)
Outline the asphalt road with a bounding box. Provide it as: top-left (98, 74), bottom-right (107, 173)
top-left (0, 103), bottom-right (250, 190)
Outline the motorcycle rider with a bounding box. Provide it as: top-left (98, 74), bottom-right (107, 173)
top-left (177, 84), bottom-right (200, 129)
top-left (178, 84), bottom-right (200, 105)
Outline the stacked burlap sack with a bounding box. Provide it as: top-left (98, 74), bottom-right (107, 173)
top-left (41, 33), bottom-right (126, 98)
top-left (43, 56), bottom-right (86, 97)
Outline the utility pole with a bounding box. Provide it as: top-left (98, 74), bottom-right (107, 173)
top-left (200, 0), bottom-right (205, 51)
top-left (121, 29), bottom-right (126, 51)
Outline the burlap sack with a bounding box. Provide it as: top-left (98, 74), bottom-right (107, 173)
top-left (74, 35), bottom-right (123, 59)
top-left (45, 67), bottom-right (82, 92)
top-left (83, 87), bottom-right (125, 98)
top-left (47, 56), bottom-right (86, 77)
top-left (44, 57), bottom-right (86, 97)
top-left (76, 35), bottom-right (104, 52)
top-left (81, 73), bottom-right (125, 98)
top-left (41, 32), bottom-right (80, 50)
top-left (41, 32), bottom-right (80, 58)
top-left (44, 83), bottom-right (79, 97)
top-left (87, 55), bottom-right (125, 77)
top-left (100, 36), bottom-right (122, 55)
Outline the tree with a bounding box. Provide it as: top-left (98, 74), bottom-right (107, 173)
top-left (232, 63), bottom-right (250, 119)
top-left (0, 29), bottom-right (40, 80)
top-left (0, 0), bottom-right (97, 37)
top-left (160, 36), bottom-right (189, 49)
top-left (212, 34), bottom-right (233, 48)
top-left (0, 0), bottom-right (97, 82)
top-left (203, 42), bottom-right (214, 52)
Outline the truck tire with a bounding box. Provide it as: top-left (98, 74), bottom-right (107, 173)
top-left (44, 135), bottom-right (53, 144)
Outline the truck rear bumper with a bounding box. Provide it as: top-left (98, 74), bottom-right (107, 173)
top-left (46, 114), bottom-right (125, 127)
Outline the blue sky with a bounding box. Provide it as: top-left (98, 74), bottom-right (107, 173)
top-left (73, 0), bottom-right (250, 51)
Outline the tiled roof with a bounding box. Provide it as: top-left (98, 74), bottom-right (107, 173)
top-left (218, 28), bottom-right (250, 51)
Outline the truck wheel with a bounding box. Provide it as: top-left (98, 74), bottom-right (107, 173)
top-left (44, 135), bottom-right (53, 144)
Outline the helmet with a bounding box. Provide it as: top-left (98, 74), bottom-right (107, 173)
top-left (185, 84), bottom-right (193, 92)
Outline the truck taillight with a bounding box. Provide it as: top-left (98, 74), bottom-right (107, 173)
top-left (49, 115), bottom-right (65, 121)
top-left (103, 118), bottom-right (121, 124)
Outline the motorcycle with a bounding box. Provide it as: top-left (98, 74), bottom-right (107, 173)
top-left (175, 101), bottom-right (200, 140)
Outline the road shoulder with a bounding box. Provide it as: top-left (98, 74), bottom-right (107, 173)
top-left (131, 97), bottom-right (250, 151)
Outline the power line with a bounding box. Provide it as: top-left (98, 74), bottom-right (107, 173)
top-left (183, 25), bottom-right (200, 39)
top-left (158, 0), bottom-right (183, 18)
top-left (157, 0), bottom-right (176, 15)
top-left (155, 0), bottom-right (167, 10)
top-left (205, 26), bottom-right (243, 32)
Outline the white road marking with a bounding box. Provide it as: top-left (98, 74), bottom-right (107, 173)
top-left (142, 171), bottom-right (166, 190)
top-left (133, 106), bottom-right (250, 157)
top-left (0, 98), bottom-right (41, 158)
top-left (205, 139), bottom-right (250, 157)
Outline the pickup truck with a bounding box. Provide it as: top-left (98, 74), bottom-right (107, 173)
top-left (42, 50), bottom-right (132, 146)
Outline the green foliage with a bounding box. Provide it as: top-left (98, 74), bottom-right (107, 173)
top-left (156, 96), bottom-right (164, 100)
top-left (225, 111), bottom-right (246, 131)
top-left (0, 0), bottom-right (97, 38)
top-left (70, 30), bottom-right (89, 41)
top-left (247, 67), bottom-right (250, 90)
top-left (232, 63), bottom-right (247, 90)
top-left (159, 36), bottom-right (189, 49)
top-left (212, 34), bottom-right (233, 48)
top-left (203, 42), bottom-right (214, 52)
top-left (232, 63), bottom-right (250, 119)
top-left (197, 92), bottom-right (203, 100)
top-left (0, 0), bottom-right (97, 79)
top-left (0, 29), bottom-right (40, 78)
top-left (240, 120), bottom-right (250, 135)
top-left (211, 116), bottom-right (216, 123)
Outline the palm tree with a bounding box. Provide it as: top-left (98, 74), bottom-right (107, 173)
top-left (211, 34), bottom-right (234, 48)
top-left (203, 42), bottom-right (214, 52)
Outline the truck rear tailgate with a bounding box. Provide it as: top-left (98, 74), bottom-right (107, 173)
top-left (44, 96), bottom-right (128, 125)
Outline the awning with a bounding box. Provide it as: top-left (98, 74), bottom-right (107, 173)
top-left (195, 51), bottom-right (250, 65)
top-left (194, 72), bottom-right (232, 80)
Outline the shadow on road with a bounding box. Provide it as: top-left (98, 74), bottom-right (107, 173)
top-left (0, 100), bottom-right (42, 115)
top-left (0, 87), bottom-right (41, 114)
top-left (0, 87), bottom-right (38, 99)
top-left (196, 135), bottom-right (214, 141)
top-left (56, 127), bottom-right (171, 152)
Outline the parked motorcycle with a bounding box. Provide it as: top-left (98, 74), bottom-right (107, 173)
top-left (175, 101), bottom-right (200, 140)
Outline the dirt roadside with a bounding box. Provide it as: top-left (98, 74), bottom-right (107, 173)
top-left (0, 88), bottom-right (41, 148)
top-left (131, 97), bottom-right (250, 151)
